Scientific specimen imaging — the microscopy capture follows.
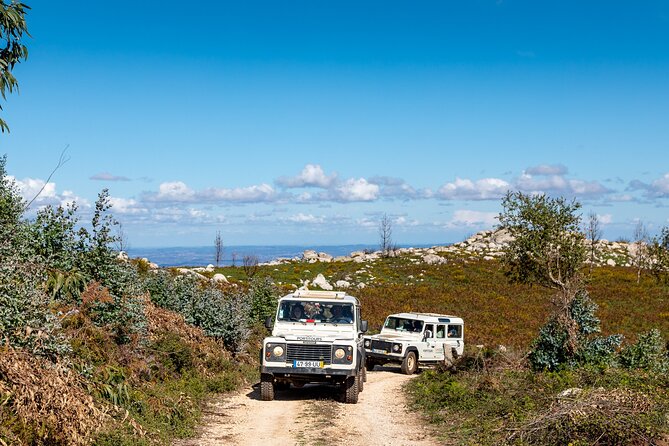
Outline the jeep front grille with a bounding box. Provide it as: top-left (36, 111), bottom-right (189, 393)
top-left (286, 344), bottom-right (332, 364)
top-left (371, 340), bottom-right (392, 352)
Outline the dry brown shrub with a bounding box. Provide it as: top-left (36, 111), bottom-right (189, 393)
top-left (143, 299), bottom-right (231, 369)
top-left (0, 347), bottom-right (107, 445)
top-left (507, 388), bottom-right (657, 445)
top-left (80, 281), bottom-right (114, 307)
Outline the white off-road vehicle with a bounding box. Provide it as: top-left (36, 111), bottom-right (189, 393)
top-left (363, 313), bottom-right (464, 374)
top-left (260, 290), bottom-right (368, 403)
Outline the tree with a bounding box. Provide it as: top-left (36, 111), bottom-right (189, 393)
top-left (214, 230), bottom-right (224, 267)
top-left (632, 221), bottom-right (649, 284)
top-left (498, 192), bottom-right (593, 368)
top-left (648, 226), bottom-right (669, 286)
top-left (498, 191), bottom-right (585, 297)
top-left (584, 211), bottom-right (602, 274)
top-left (1, 1), bottom-right (30, 133)
top-left (379, 213), bottom-right (393, 257)
top-left (242, 255), bottom-right (259, 279)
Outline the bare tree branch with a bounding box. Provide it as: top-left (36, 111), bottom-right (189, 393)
top-left (25, 145), bottom-right (70, 209)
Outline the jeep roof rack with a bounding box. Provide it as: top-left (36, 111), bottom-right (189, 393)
top-left (292, 289), bottom-right (347, 299)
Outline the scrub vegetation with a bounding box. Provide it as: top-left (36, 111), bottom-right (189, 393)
top-left (0, 157), bottom-right (274, 445)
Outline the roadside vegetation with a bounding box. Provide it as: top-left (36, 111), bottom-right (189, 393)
top-left (0, 157), bottom-right (276, 445)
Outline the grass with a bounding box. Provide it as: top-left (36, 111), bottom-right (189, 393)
top-left (406, 349), bottom-right (669, 445)
top-left (216, 257), bottom-right (669, 348)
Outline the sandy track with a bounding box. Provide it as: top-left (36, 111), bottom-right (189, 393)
top-left (175, 366), bottom-right (438, 446)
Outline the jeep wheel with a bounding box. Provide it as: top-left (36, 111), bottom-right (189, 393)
top-left (365, 358), bottom-right (376, 371)
top-left (358, 371), bottom-right (364, 392)
top-left (362, 365), bottom-right (367, 382)
top-left (400, 351), bottom-right (418, 375)
top-left (260, 373), bottom-right (274, 401)
top-left (342, 376), bottom-right (359, 404)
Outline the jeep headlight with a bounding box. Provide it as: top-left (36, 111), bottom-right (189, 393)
top-left (332, 345), bottom-right (354, 364)
top-left (364, 339), bottom-right (371, 348)
top-left (392, 343), bottom-right (402, 353)
top-left (265, 343), bottom-right (286, 362)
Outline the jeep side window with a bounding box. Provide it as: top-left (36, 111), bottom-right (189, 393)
top-left (448, 325), bottom-right (462, 338)
top-left (436, 325), bottom-right (446, 339)
top-left (424, 324), bottom-right (434, 338)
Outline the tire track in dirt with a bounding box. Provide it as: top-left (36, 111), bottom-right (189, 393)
top-left (175, 366), bottom-right (438, 446)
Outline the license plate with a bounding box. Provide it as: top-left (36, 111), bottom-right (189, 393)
top-left (372, 349), bottom-right (388, 354)
top-left (293, 360), bottom-right (324, 368)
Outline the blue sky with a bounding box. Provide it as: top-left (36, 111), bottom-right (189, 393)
top-left (2, 0), bottom-right (668, 247)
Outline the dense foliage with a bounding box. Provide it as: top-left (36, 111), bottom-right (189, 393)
top-left (0, 155), bottom-right (277, 444)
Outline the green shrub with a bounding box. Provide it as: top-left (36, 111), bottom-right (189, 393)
top-left (619, 329), bottom-right (668, 371)
top-left (529, 291), bottom-right (622, 371)
top-left (248, 277), bottom-right (278, 324)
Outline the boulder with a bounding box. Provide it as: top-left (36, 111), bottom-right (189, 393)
top-left (606, 259), bottom-right (616, 266)
top-left (335, 280), bottom-right (351, 289)
top-left (423, 254), bottom-right (446, 265)
top-left (212, 273), bottom-right (228, 283)
top-left (205, 264), bottom-right (215, 272)
top-left (117, 251), bottom-right (129, 262)
top-left (302, 250), bottom-right (319, 261)
top-left (312, 273), bottom-right (333, 290)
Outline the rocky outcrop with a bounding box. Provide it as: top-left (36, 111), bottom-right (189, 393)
top-left (312, 273), bottom-right (333, 290)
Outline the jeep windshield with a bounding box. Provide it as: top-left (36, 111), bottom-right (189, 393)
top-left (384, 317), bottom-right (423, 333)
top-left (277, 301), bottom-right (354, 324)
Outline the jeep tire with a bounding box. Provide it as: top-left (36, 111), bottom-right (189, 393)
top-left (342, 376), bottom-right (359, 404)
top-left (365, 358), bottom-right (377, 371)
top-left (358, 369), bottom-right (364, 392)
top-left (400, 351), bottom-right (418, 375)
top-left (260, 373), bottom-right (275, 401)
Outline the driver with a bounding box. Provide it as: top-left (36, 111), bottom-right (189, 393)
top-left (290, 304), bottom-right (305, 321)
top-left (329, 305), bottom-right (352, 323)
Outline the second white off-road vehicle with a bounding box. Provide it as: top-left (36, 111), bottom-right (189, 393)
top-left (363, 313), bottom-right (464, 374)
top-left (260, 290), bottom-right (368, 403)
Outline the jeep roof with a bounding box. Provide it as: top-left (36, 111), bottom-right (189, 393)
top-left (280, 289), bottom-right (360, 305)
top-left (386, 312), bottom-right (464, 324)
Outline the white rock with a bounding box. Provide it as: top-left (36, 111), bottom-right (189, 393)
top-left (350, 251), bottom-right (365, 258)
top-left (149, 262), bottom-right (159, 270)
top-left (357, 282), bottom-right (366, 289)
top-left (606, 259), bottom-right (616, 266)
top-left (212, 273), bottom-right (228, 283)
top-left (423, 254), bottom-right (446, 265)
top-left (117, 251), bottom-right (129, 261)
top-left (312, 273), bottom-right (333, 290)
top-left (205, 264), bottom-right (215, 272)
top-left (302, 250), bottom-right (319, 261)
top-left (333, 256), bottom-right (352, 262)
top-left (335, 280), bottom-right (351, 289)
top-left (483, 256), bottom-right (495, 261)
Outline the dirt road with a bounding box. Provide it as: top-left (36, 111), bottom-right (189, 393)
top-left (175, 366), bottom-right (439, 446)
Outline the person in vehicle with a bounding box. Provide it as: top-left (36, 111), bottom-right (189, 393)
top-left (329, 305), bottom-right (352, 323)
top-left (290, 305), bottom-right (305, 321)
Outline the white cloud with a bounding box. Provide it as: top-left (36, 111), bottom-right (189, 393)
top-left (597, 214), bottom-right (613, 225)
top-left (283, 213), bottom-right (325, 224)
top-left (525, 164), bottom-right (568, 176)
top-left (8, 176), bottom-right (89, 209)
top-left (436, 177), bottom-right (510, 200)
top-left (109, 197), bottom-right (147, 215)
top-left (649, 173), bottom-right (669, 197)
top-left (449, 210), bottom-right (499, 227)
top-left (276, 164), bottom-right (337, 188)
top-left (333, 178), bottom-right (379, 202)
top-left (516, 173), bottom-right (609, 197)
top-left (145, 181), bottom-right (276, 204)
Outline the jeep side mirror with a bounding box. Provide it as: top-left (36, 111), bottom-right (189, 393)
top-left (264, 316), bottom-right (273, 330)
top-left (360, 320), bottom-right (368, 333)
top-left (424, 330), bottom-right (432, 340)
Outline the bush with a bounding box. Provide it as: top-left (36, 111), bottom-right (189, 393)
top-left (248, 277), bottom-right (279, 324)
top-left (619, 329), bottom-right (668, 372)
top-left (529, 291), bottom-right (622, 371)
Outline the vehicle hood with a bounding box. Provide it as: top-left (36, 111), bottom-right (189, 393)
top-left (367, 332), bottom-right (422, 342)
top-left (272, 323), bottom-right (356, 342)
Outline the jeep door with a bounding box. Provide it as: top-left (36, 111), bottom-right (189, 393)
top-left (421, 323), bottom-right (443, 361)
